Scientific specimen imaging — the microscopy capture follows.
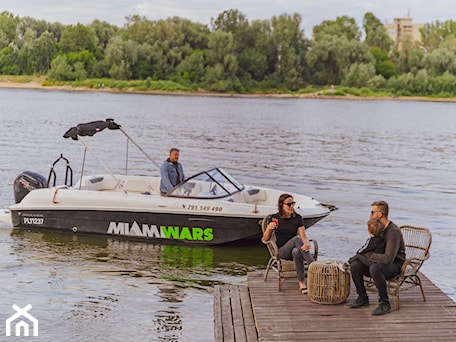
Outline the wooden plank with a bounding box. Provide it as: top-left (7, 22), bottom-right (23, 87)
top-left (239, 285), bottom-right (258, 342)
top-left (220, 285), bottom-right (235, 341)
top-left (230, 285), bottom-right (247, 341)
top-left (247, 271), bottom-right (456, 341)
top-left (213, 285), bottom-right (224, 342)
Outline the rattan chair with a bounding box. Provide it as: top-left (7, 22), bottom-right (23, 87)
top-left (365, 225), bottom-right (432, 310)
top-left (260, 214), bottom-right (318, 291)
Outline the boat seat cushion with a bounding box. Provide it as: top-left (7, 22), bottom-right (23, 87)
top-left (82, 176), bottom-right (118, 191)
top-left (123, 179), bottom-right (154, 193)
top-left (244, 188), bottom-right (267, 203)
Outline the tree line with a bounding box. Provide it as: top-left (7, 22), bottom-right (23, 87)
top-left (1, 9), bottom-right (456, 96)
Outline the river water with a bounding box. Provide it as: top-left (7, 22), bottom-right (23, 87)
top-left (0, 89), bottom-right (455, 341)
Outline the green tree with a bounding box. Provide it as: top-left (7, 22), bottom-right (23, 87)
top-left (429, 71), bottom-right (456, 94)
top-left (89, 20), bottom-right (119, 54)
top-left (212, 11), bottom-right (274, 84)
top-left (313, 15), bottom-right (361, 41)
top-left (237, 46), bottom-right (268, 83)
top-left (241, 19), bottom-right (274, 83)
top-left (66, 50), bottom-right (96, 75)
top-left (363, 12), bottom-right (393, 50)
top-left (421, 20), bottom-right (456, 52)
top-left (158, 17), bottom-right (208, 78)
top-left (211, 9), bottom-right (251, 54)
top-left (306, 34), bottom-right (341, 85)
top-left (123, 16), bottom-right (209, 80)
top-left (307, 33), bottom-right (373, 85)
top-left (339, 39), bottom-right (374, 76)
top-left (48, 52), bottom-right (89, 81)
top-left (391, 36), bottom-right (424, 74)
top-left (0, 45), bottom-right (20, 74)
top-left (16, 16), bottom-right (52, 48)
top-left (122, 15), bottom-right (155, 44)
top-left (367, 74), bottom-right (386, 89)
top-left (212, 9), bottom-right (248, 33)
top-left (73, 61), bottom-right (87, 80)
top-left (178, 17), bottom-right (210, 51)
top-left (412, 69), bottom-right (429, 94)
top-left (147, 42), bottom-right (169, 80)
top-left (49, 22), bottom-right (65, 42)
top-left (28, 31), bottom-right (57, 73)
top-left (308, 16), bottom-right (373, 85)
top-left (370, 47), bottom-right (396, 79)
top-left (422, 48), bottom-right (456, 76)
top-left (0, 11), bottom-right (19, 49)
top-left (363, 12), bottom-right (395, 80)
top-left (130, 43), bottom-right (152, 79)
top-left (176, 49), bottom-right (206, 83)
top-left (439, 35), bottom-right (456, 52)
top-left (342, 63), bottom-right (376, 87)
top-left (48, 55), bottom-right (73, 80)
top-left (386, 73), bottom-right (415, 95)
top-left (269, 13), bottom-right (309, 89)
top-left (212, 9), bottom-right (255, 83)
top-left (204, 30), bottom-right (238, 89)
top-left (60, 23), bottom-right (99, 56)
top-left (104, 36), bottom-right (139, 79)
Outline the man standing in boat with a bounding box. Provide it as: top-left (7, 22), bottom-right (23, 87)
top-left (160, 148), bottom-right (185, 195)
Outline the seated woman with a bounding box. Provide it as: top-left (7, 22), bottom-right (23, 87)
top-left (262, 193), bottom-right (315, 294)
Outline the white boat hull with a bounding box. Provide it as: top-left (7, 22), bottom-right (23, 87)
top-left (9, 175), bottom-right (331, 245)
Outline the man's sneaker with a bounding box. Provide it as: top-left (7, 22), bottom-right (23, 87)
top-left (372, 301), bottom-right (392, 315)
top-left (337, 262), bottom-right (350, 272)
top-left (348, 296), bottom-right (369, 308)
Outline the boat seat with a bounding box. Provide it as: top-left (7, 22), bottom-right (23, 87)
top-left (243, 188), bottom-right (267, 203)
top-left (80, 176), bottom-right (119, 191)
top-left (123, 179), bottom-right (154, 193)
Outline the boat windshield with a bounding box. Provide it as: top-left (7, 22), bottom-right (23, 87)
top-left (166, 168), bottom-right (245, 199)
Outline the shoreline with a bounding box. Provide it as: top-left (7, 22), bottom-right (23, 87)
top-left (1, 80), bottom-right (456, 102)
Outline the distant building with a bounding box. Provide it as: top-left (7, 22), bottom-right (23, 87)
top-left (384, 17), bottom-right (424, 49)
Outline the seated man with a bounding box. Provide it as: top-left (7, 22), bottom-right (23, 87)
top-left (160, 148), bottom-right (185, 195)
top-left (348, 200), bottom-right (405, 315)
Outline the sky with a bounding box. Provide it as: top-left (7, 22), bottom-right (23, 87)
top-left (2, 1), bottom-right (454, 37)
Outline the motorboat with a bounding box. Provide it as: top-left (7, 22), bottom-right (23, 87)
top-left (5, 119), bottom-right (336, 245)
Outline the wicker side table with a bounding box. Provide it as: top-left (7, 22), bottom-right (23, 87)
top-left (307, 260), bottom-right (350, 304)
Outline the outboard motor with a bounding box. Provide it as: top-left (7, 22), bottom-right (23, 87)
top-left (13, 171), bottom-right (48, 203)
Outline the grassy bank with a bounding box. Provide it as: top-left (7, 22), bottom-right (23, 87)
top-left (1, 75), bottom-right (456, 102)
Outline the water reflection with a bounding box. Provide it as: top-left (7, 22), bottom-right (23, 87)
top-left (0, 229), bottom-right (267, 341)
top-left (5, 228), bottom-right (267, 340)
top-left (9, 229), bottom-right (268, 282)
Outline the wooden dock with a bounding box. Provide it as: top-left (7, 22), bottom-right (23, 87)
top-left (214, 271), bottom-right (456, 341)
top-left (214, 284), bottom-right (258, 342)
